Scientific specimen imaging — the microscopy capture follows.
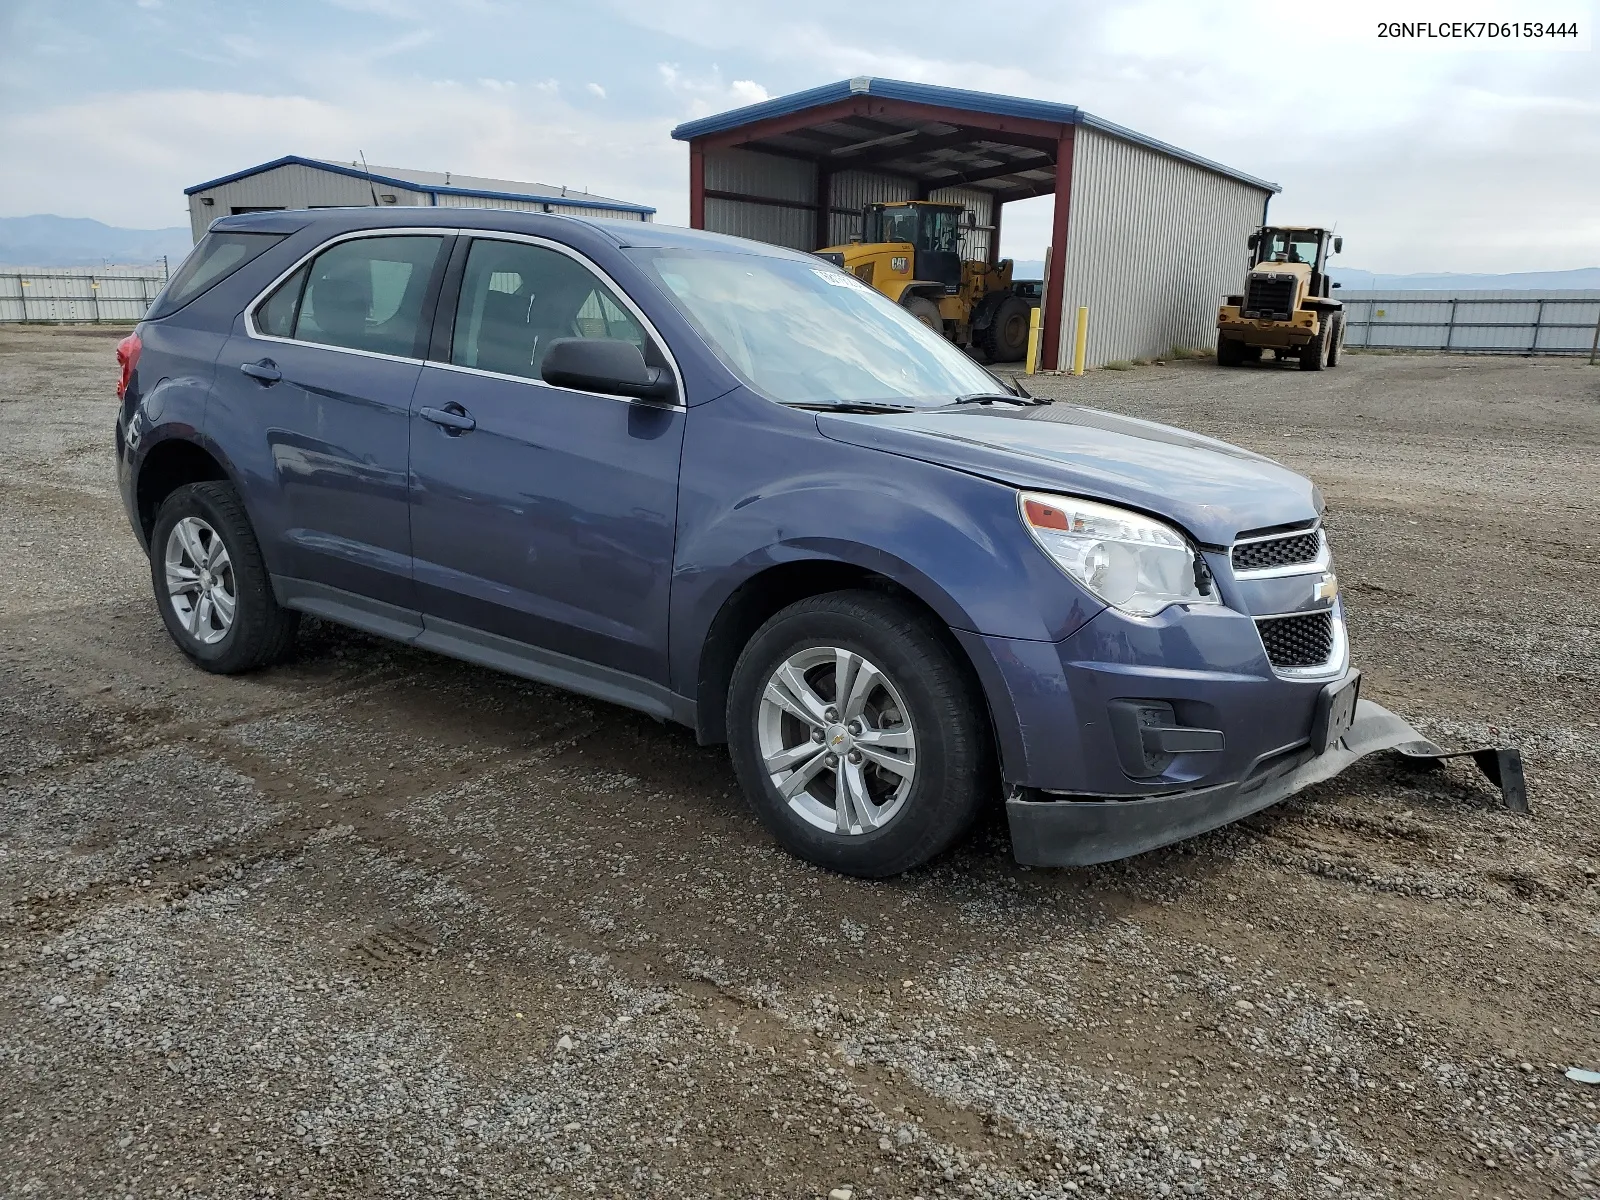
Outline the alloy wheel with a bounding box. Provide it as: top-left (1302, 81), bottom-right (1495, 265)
top-left (164, 516), bottom-right (236, 645)
top-left (756, 645), bottom-right (917, 835)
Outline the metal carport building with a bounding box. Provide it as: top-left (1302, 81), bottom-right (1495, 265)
top-left (671, 78), bottom-right (1280, 370)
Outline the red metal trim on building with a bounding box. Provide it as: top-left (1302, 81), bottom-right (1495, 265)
top-left (689, 147), bottom-right (706, 229)
top-left (692, 98), bottom-right (1065, 157)
top-left (1040, 127), bottom-right (1075, 371)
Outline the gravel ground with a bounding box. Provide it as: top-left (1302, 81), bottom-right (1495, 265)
top-left (1, 325), bottom-right (1597, 1200)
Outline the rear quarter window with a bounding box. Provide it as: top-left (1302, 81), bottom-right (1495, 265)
top-left (147, 232), bottom-right (286, 319)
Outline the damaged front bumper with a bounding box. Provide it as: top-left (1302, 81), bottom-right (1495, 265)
top-left (1006, 699), bottom-right (1525, 867)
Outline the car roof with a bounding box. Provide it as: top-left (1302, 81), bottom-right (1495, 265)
top-left (207, 206), bottom-right (820, 263)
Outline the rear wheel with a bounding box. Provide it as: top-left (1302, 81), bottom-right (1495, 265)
top-left (902, 294), bottom-right (943, 334)
top-left (149, 481), bottom-right (298, 674)
top-left (979, 296), bottom-right (1031, 362)
top-left (1299, 317), bottom-right (1330, 371)
top-left (1217, 336), bottom-right (1245, 366)
top-left (725, 591), bottom-right (991, 877)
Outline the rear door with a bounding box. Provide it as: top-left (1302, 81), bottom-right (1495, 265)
top-left (407, 233), bottom-right (685, 696)
top-left (212, 231), bottom-right (450, 629)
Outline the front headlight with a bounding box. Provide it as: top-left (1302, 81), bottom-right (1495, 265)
top-left (1019, 491), bottom-right (1219, 617)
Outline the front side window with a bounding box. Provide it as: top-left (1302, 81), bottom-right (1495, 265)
top-left (630, 247), bottom-right (999, 409)
top-left (255, 235), bottom-right (444, 357)
top-left (450, 238), bottom-right (649, 380)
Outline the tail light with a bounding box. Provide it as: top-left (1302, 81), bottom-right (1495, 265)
top-left (116, 330), bottom-right (142, 400)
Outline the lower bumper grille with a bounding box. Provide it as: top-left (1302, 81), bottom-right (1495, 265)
top-left (1256, 610), bottom-right (1335, 670)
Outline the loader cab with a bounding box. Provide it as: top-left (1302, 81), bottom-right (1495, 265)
top-left (862, 202), bottom-right (965, 288)
top-left (1247, 226), bottom-right (1342, 298)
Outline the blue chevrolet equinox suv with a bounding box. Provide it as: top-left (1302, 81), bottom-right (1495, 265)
top-left (116, 207), bottom-right (1417, 877)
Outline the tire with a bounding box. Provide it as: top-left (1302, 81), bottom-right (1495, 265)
top-left (1241, 344), bottom-right (1263, 362)
top-left (1327, 314), bottom-right (1344, 367)
top-left (1216, 336), bottom-right (1245, 367)
top-left (149, 481), bottom-right (299, 674)
top-left (725, 591), bottom-right (992, 878)
top-left (901, 294), bottom-right (943, 333)
top-left (1299, 315), bottom-right (1330, 371)
top-left (978, 296), bottom-right (1031, 363)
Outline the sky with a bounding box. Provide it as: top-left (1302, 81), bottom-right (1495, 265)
top-left (0, 0), bottom-right (1594, 273)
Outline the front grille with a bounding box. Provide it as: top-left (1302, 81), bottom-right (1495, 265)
top-left (1243, 274), bottom-right (1296, 320)
top-left (1256, 610), bottom-right (1335, 670)
top-left (1232, 530), bottom-right (1322, 572)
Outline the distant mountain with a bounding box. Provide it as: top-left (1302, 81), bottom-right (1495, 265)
top-left (0, 215), bottom-right (192, 268)
top-left (1330, 265), bottom-right (1600, 291)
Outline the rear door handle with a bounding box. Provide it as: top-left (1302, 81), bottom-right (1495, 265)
top-left (240, 359), bottom-right (281, 384)
top-left (419, 404), bottom-right (476, 434)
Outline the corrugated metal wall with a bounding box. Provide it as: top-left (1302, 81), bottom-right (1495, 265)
top-left (188, 165), bottom-right (652, 241)
top-left (1060, 127), bottom-right (1268, 368)
top-left (434, 193), bottom-right (647, 221)
top-left (187, 163), bottom-right (428, 240)
top-left (0, 266), bottom-right (168, 323)
top-left (1339, 290), bottom-right (1600, 354)
top-left (705, 148), bottom-right (819, 249)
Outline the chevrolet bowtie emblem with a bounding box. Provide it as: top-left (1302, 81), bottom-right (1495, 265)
top-left (1315, 572), bottom-right (1339, 603)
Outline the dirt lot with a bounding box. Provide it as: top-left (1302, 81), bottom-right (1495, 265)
top-left (2, 325), bottom-right (1597, 1200)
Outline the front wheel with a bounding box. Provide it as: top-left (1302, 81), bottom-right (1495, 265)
top-left (725, 591), bottom-right (992, 877)
top-left (149, 481), bottom-right (299, 674)
top-left (1299, 317), bottom-right (1330, 371)
top-left (1327, 314), bottom-right (1344, 367)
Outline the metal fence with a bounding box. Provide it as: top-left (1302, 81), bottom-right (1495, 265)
top-left (1339, 290), bottom-right (1600, 357)
top-left (0, 266), bottom-right (169, 324)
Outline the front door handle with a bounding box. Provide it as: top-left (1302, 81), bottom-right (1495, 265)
top-left (240, 359), bottom-right (281, 384)
top-left (419, 403), bottom-right (476, 435)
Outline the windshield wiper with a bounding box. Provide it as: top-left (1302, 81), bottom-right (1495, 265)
top-left (931, 391), bottom-right (1052, 411)
top-left (785, 401), bottom-right (919, 414)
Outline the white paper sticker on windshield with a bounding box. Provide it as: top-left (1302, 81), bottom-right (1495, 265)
top-left (812, 268), bottom-right (866, 288)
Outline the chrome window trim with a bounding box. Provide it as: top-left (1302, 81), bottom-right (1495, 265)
top-left (243, 226), bottom-right (451, 365)
top-left (424, 228), bottom-right (685, 408)
top-left (241, 225), bottom-right (685, 408)
top-left (1252, 607), bottom-right (1348, 681)
top-left (1229, 525), bottom-right (1330, 579)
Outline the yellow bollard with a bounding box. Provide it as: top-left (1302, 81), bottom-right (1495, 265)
top-left (1072, 306), bottom-right (1089, 377)
top-left (1024, 306), bottom-right (1042, 375)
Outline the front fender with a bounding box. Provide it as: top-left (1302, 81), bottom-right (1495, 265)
top-left (667, 388), bottom-right (1105, 699)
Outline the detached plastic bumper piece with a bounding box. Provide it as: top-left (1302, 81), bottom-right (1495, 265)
top-left (1007, 699), bottom-right (1526, 867)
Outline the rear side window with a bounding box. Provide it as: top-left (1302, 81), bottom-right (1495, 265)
top-left (148, 232), bottom-right (285, 318)
top-left (254, 236), bottom-right (444, 358)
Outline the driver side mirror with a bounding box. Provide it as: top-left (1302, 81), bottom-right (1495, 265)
top-left (1333, 236), bottom-right (1343, 254)
top-left (1247, 233), bottom-right (1259, 250)
top-left (962, 210), bottom-right (978, 229)
top-left (541, 338), bottom-right (676, 403)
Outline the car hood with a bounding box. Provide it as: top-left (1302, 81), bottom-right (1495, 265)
top-left (815, 405), bottom-right (1320, 546)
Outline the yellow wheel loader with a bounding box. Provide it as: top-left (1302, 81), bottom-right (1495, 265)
top-left (1216, 226), bottom-right (1345, 371)
top-left (815, 201), bottom-right (1040, 362)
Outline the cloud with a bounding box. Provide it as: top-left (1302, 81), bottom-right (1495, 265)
top-left (0, 79), bottom-right (685, 230)
top-left (586, 82), bottom-right (607, 99)
top-left (658, 64), bottom-right (770, 118)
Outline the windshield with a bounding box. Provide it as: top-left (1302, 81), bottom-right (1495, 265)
top-left (1259, 230), bottom-right (1321, 267)
top-left (629, 247), bottom-right (1002, 408)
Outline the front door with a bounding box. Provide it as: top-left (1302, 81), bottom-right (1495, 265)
top-left (216, 232), bottom-right (449, 617)
top-left (408, 235), bottom-right (685, 687)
